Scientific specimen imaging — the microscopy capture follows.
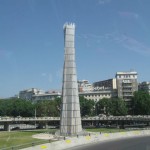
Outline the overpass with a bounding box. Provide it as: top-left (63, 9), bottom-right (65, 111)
top-left (0, 116), bottom-right (150, 131)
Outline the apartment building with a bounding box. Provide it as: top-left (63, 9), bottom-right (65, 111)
top-left (138, 82), bottom-right (150, 94)
top-left (116, 71), bottom-right (138, 102)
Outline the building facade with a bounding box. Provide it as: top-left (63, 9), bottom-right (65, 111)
top-left (138, 82), bottom-right (150, 94)
top-left (19, 88), bottom-right (44, 100)
top-left (93, 78), bottom-right (116, 91)
top-left (116, 71), bottom-right (138, 103)
top-left (78, 80), bottom-right (93, 92)
top-left (32, 92), bottom-right (61, 102)
top-left (23, 90), bottom-right (116, 102)
top-left (79, 90), bottom-right (117, 102)
top-left (18, 71), bottom-right (138, 104)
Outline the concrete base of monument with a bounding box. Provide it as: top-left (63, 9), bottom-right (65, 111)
top-left (32, 133), bottom-right (55, 140)
top-left (55, 129), bottom-right (89, 138)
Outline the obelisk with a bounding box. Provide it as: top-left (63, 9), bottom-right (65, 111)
top-left (60, 23), bottom-right (82, 136)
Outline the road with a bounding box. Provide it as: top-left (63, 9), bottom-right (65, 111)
top-left (68, 136), bottom-right (150, 150)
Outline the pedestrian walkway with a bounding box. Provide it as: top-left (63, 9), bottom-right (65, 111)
top-left (21, 130), bottom-right (150, 150)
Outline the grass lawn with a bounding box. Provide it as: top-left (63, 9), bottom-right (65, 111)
top-left (85, 128), bottom-right (126, 133)
top-left (0, 129), bottom-right (57, 149)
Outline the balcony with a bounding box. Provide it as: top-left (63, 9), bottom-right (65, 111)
top-left (122, 85), bottom-right (132, 88)
top-left (122, 89), bottom-right (132, 92)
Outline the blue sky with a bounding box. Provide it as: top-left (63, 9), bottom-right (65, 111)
top-left (0, 0), bottom-right (150, 98)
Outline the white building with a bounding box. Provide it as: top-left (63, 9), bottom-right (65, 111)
top-left (31, 90), bottom-right (116, 102)
top-left (32, 92), bottom-right (61, 102)
top-left (79, 90), bottom-right (117, 102)
top-left (19, 88), bottom-right (44, 100)
top-left (78, 80), bottom-right (93, 92)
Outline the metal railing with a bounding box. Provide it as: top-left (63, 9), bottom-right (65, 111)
top-left (1, 116), bottom-right (150, 122)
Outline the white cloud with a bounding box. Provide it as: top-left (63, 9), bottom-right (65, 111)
top-left (77, 33), bottom-right (104, 40)
top-left (77, 32), bottom-right (150, 56)
top-left (120, 36), bottom-right (150, 55)
top-left (108, 33), bottom-right (150, 55)
top-left (119, 11), bottom-right (139, 19)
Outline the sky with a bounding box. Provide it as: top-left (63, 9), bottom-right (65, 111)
top-left (0, 0), bottom-right (150, 98)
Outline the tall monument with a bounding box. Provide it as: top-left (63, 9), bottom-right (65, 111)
top-left (60, 23), bottom-right (82, 136)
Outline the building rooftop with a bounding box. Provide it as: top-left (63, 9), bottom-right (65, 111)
top-left (116, 71), bottom-right (137, 75)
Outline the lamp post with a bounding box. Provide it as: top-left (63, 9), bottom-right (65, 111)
top-left (34, 108), bottom-right (36, 128)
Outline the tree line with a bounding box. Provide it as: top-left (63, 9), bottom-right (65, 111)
top-left (0, 98), bottom-right (61, 117)
top-left (0, 91), bottom-right (150, 117)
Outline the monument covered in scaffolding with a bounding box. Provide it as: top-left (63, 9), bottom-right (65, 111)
top-left (60, 23), bottom-right (82, 136)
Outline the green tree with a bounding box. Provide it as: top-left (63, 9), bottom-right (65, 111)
top-left (54, 97), bottom-right (61, 115)
top-left (0, 98), bottom-right (62, 117)
top-left (0, 99), bottom-right (8, 116)
top-left (132, 91), bottom-right (150, 115)
top-left (0, 98), bottom-right (35, 117)
top-left (79, 96), bottom-right (95, 117)
top-left (35, 98), bottom-right (61, 117)
top-left (96, 98), bottom-right (111, 115)
top-left (36, 100), bottom-right (49, 117)
top-left (110, 98), bottom-right (128, 116)
top-left (96, 98), bottom-right (127, 116)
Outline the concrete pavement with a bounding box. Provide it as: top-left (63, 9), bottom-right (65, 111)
top-left (21, 129), bottom-right (150, 150)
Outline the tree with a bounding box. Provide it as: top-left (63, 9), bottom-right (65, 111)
top-left (96, 98), bottom-right (127, 116)
top-left (132, 91), bottom-right (150, 115)
top-left (79, 96), bottom-right (95, 117)
top-left (0, 98), bottom-right (62, 117)
top-left (96, 98), bottom-right (111, 116)
top-left (0, 98), bottom-right (35, 117)
top-left (35, 98), bottom-right (61, 117)
top-left (110, 98), bottom-right (128, 116)
top-left (0, 99), bottom-right (8, 116)
top-left (54, 97), bottom-right (61, 115)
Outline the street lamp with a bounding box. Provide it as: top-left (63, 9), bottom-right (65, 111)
top-left (34, 108), bottom-right (36, 128)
